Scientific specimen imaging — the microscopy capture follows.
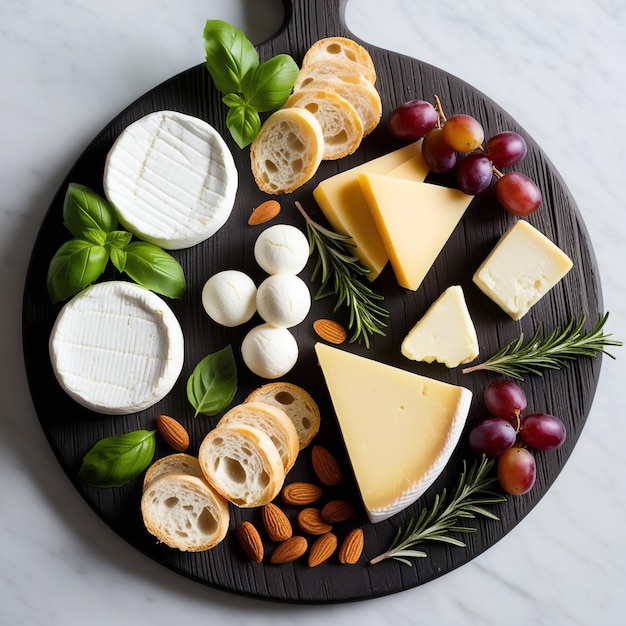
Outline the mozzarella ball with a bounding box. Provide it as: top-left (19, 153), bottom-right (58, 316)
top-left (202, 270), bottom-right (257, 327)
top-left (254, 224), bottom-right (309, 275)
top-left (241, 324), bottom-right (298, 379)
top-left (256, 274), bottom-right (311, 328)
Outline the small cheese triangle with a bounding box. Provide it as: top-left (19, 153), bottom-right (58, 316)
top-left (358, 174), bottom-right (473, 290)
top-left (314, 343), bottom-right (472, 522)
top-left (401, 285), bottom-right (479, 367)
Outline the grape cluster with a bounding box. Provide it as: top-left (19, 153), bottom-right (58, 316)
top-left (468, 379), bottom-right (566, 495)
top-left (387, 98), bottom-right (541, 217)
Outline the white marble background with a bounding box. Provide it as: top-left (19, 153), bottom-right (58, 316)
top-left (2, 0), bottom-right (625, 624)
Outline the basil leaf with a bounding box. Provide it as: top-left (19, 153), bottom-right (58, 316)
top-left (226, 102), bottom-right (261, 149)
top-left (109, 247), bottom-right (127, 273)
top-left (122, 241), bottom-right (186, 299)
top-left (47, 239), bottom-right (109, 303)
top-left (106, 230), bottom-right (133, 250)
top-left (187, 345), bottom-right (237, 416)
top-left (203, 19), bottom-right (258, 95)
top-left (79, 430), bottom-right (156, 488)
top-left (83, 228), bottom-right (107, 246)
top-left (63, 183), bottom-right (118, 237)
top-left (243, 54), bottom-right (299, 112)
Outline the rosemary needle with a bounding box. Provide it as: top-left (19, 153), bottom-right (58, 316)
top-left (462, 312), bottom-right (622, 380)
top-left (296, 202), bottom-right (388, 347)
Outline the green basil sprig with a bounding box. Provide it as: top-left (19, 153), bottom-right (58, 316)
top-left (79, 429), bottom-right (157, 488)
top-left (187, 345), bottom-right (238, 416)
top-left (47, 183), bottom-right (186, 303)
top-left (203, 19), bottom-right (299, 148)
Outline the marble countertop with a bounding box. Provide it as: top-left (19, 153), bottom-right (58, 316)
top-left (2, 0), bottom-right (625, 624)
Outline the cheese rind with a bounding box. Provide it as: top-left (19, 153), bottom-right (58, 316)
top-left (312, 141), bottom-right (427, 279)
top-left (103, 110), bottom-right (238, 250)
top-left (473, 220), bottom-right (573, 320)
top-left (49, 281), bottom-right (184, 414)
top-left (401, 285), bottom-right (479, 367)
top-left (359, 174), bottom-right (473, 290)
top-left (314, 343), bottom-right (472, 522)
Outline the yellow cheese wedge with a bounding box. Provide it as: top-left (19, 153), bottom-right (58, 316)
top-left (312, 141), bottom-right (428, 280)
top-left (358, 174), bottom-right (473, 290)
top-left (401, 285), bottom-right (479, 367)
top-left (473, 220), bottom-right (573, 320)
top-left (314, 343), bottom-right (472, 523)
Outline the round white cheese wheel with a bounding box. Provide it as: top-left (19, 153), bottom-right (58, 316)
top-left (103, 110), bottom-right (238, 250)
top-left (241, 324), bottom-right (298, 379)
top-left (256, 273), bottom-right (311, 328)
top-left (49, 281), bottom-right (184, 414)
top-left (253, 224), bottom-right (310, 275)
top-left (201, 270), bottom-right (257, 327)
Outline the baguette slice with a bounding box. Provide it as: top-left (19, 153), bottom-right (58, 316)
top-left (294, 58), bottom-right (375, 92)
top-left (198, 422), bottom-right (285, 507)
top-left (302, 37), bottom-right (376, 83)
top-left (217, 401), bottom-right (299, 473)
top-left (141, 472), bottom-right (230, 551)
top-left (143, 453), bottom-right (204, 490)
top-left (250, 108), bottom-right (324, 194)
top-left (285, 89), bottom-right (364, 160)
top-left (244, 382), bottom-right (321, 449)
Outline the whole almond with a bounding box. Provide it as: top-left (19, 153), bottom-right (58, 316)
top-left (270, 535), bottom-right (308, 564)
top-left (311, 445), bottom-right (342, 486)
top-left (308, 532), bottom-right (338, 567)
top-left (235, 521), bottom-right (264, 563)
top-left (297, 507), bottom-right (333, 535)
top-left (338, 528), bottom-right (364, 565)
top-left (313, 319), bottom-right (348, 344)
top-left (156, 414), bottom-right (189, 452)
top-left (261, 502), bottom-right (292, 542)
top-left (282, 482), bottom-right (323, 506)
top-left (248, 200), bottom-right (281, 225)
top-left (321, 500), bottom-right (355, 524)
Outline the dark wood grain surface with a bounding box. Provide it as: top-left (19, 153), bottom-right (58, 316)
top-left (22, 0), bottom-right (603, 603)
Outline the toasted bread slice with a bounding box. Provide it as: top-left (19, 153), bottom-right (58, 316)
top-left (294, 58), bottom-right (375, 92)
top-left (302, 37), bottom-right (376, 83)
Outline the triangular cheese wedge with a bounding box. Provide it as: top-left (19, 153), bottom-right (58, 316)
top-left (314, 343), bottom-right (472, 522)
top-left (401, 285), bottom-right (479, 367)
top-left (358, 174), bottom-right (473, 290)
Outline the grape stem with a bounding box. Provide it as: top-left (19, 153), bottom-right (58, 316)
top-left (433, 94), bottom-right (447, 128)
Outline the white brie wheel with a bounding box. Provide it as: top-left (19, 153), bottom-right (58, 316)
top-left (103, 110), bottom-right (238, 250)
top-left (49, 281), bottom-right (185, 414)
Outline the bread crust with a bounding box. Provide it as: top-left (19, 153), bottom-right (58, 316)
top-left (302, 37), bottom-right (376, 83)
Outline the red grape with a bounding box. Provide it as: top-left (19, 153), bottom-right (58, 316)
top-left (387, 100), bottom-right (438, 140)
top-left (483, 379), bottom-right (527, 425)
top-left (495, 171), bottom-right (541, 216)
top-left (422, 128), bottom-right (457, 173)
top-left (520, 413), bottom-right (566, 451)
top-left (456, 152), bottom-right (494, 195)
top-left (442, 114), bottom-right (484, 152)
top-left (497, 447), bottom-right (536, 495)
top-left (469, 417), bottom-right (517, 457)
top-left (485, 131), bottom-right (527, 168)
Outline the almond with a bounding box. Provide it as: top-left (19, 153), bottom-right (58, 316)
top-left (261, 502), bottom-right (292, 542)
top-left (338, 528), bottom-right (364, 564)
top-left (156, 414), bottom-right (189, 452)
top-left (297, 507), bottom-right (333, 535)
top-left (321, 500), bottom-right (355, 524)
top-left (235, 521), bottom-right (264, 563)
top-left (311, 445), bottom-right (342, 486)
top-left (282, 482), bottom-right (323, 506)
top-left (308, 532), bottom-right (337, 567)
top-left (313, 319), bottom-right (348, 344)
top-left (270, 535), bottom-right (308, 564)
top-left (248, 200), bottom-right (281, 225)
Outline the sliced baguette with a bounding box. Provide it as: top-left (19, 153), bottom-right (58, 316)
top-left (217, 401), bottom-right (299, 473)
top-left (244, 382), bottom-right (321, 450)
top-left (141, 472), bottom-right (230, 552)
top-left (294, 58), bottom-right (375, 92)
top-left (302, 37), bottom-right (376, 83)
top-left (250, 107), bottom-right (324, 194)
top-left (143, 453), bottom-right (204, 490)
top-left (285, 88), bottom-right (364, 160)
top-left (198, 422), bottom-right (285, 508)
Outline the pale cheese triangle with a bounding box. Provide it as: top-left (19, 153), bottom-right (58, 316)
top-left (401, 285), bottom-right (479, 367)
top-left (314, 343), bottom-right (472, 522)
top-left (358, 174), bottom-right (473, 290)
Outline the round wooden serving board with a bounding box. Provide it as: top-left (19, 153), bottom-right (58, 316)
top-left (22, 0), bottom-right (603, 604)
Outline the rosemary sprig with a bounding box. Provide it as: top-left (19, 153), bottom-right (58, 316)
top-left (462, 312), bottom-right (622, 380)
top-left (296, 202), bottom-right (388, 347)
top-left (370, 455), bottom-right (506, 566)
